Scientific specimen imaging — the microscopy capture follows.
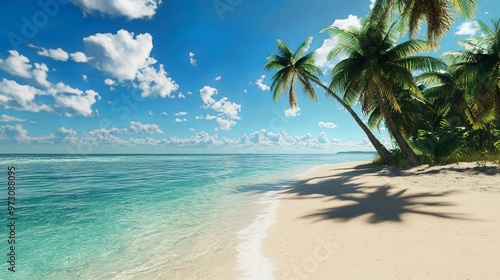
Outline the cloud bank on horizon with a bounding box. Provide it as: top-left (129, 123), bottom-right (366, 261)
top-left (0, 0), bottom-right (496, 153)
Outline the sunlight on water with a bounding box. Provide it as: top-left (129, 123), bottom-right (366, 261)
top-left (0, 154), bottom-right (375, 279)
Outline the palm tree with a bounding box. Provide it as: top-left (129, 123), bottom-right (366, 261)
top-left (264, 37), bottom-right (393, 163)
top-left (445, 19), bottom-right (500, 122)
top-left (370, 0), bottom-right (477, 44)
top-left (324, 20), bottom-right (445, 165)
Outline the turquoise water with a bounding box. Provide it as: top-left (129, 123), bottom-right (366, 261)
top-left (0, 154), bottom-right (375, 279)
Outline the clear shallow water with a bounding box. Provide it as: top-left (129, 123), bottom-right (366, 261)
top-left (0, 153), bottom-right (375, 279)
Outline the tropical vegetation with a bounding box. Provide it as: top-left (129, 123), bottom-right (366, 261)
top-left (264, 0), bottom-right (499, 166)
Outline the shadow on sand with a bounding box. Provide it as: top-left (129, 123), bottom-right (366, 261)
top-left (236, 163), bottom-right (479, 224)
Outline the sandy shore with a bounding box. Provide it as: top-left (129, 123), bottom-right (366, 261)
top-left (264, 161), bottom-right (500, 280)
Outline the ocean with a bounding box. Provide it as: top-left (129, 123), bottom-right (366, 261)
top-left (0, 153), bottom-right (375, 279)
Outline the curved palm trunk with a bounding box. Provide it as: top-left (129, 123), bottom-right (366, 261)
top-left (376, 94), bottom-right (421, 165)
top-left (316, 83), bottom-right (393, 163)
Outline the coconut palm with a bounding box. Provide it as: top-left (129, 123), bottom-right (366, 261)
top-left (370, 0), bottom-right (477, 44)
top-left (264, 37), bottom-right (393, 162)
top-left (324, 20), bottom-right (445, 165)
top-left (445, 19), bottom-right (500, 122)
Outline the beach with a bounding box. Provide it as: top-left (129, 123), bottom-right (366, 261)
top-left (264, 161), bottom-right (500, 279)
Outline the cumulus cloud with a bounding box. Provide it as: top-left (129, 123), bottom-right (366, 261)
top-left (175, 118), bottom-right (187, 122)
top-left (0, 78), bottom-right (52, 113)
top-left (284, 107), bottom-right (300, 117)
top-left (189, 52), bottom-right (197, 66)
top-left (82, 29), bottom-right (178, 98)
top-left (178, 92), bottom-right (186, 98)
top-left (332, 14), bottom-right (361, 29)
top-left (315, 15), bottom-right (361, 72)
top-left (0, 124), bottom-right (55, 143)
top-left (455, 21), bottom-right (479, 36)
top-left (215, 76), bottom-right (222, 81)
top-left (82, 74), bottom-right (88, 82)
top-left (174, 111), bottom-right (187, 116)
top-left (0, 114), bottom-right (25, 122)
top-left (318, 121), bottom-right (337, 129)
top-left (195, 114), bottom-right (217, 120)
top-left (199, 86), bottom-right (241, 120)
top-left (129, 121), bottom-right (162, 134)
top-left (70, 0), bottom-right (162, 20)
top-left (104, 78), bottom-right (117, 86)
top-left (0, 78), bottom-right (100, 117)
top-left (83, 29), bottom-right (153, 80)
top-left (36, 47), bottom-right (69, 61)
top-left (70, 52), bottom-right (90, 63)
top-left (0, 50), bottom-right (33, 78)
top-left (216, 118), bottom-right (236, 131)
top-left (255, 75), bottom-right (270, 91)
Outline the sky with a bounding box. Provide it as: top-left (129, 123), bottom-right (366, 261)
top-left (0, 0), bottom-right (498, 154)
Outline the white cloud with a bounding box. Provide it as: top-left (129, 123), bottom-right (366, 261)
top-left (215, 76), bottom-right (222, 81)
top-left (82, 74), bottom-right (88, 82)
top-left (70, 0), bottom-right (162, 20)
top-left (175, 118), bottom-right (187, 122)
top-left (318, 121), bottom-right (337, 129)
top-left (370, 0), bottom-right (376, 9)
top-left (104, 78), bottom-right (117, 86)
top-left (50, 84), bottom-right (100, 117)
top-left (0, 114), bottom-right (25, 122)
top-left (195, 114), bottom-right (217, 120)
top-left (70, 52), bottom-right (89, 63)
top-left (83, 29), bottom-right (153, 81)
top-left (255, 75), bottom-right (270, 91)
top-left (0, 124), bottom-right (55, 143)
top-left (0, 50), bottom-right (33, 78)
top-left (36, 47), bottom-right (69, 61)
top-left (174, 111), bottom-right (187, 116)
top-left (0, 78), bottom-right (52, 113)
top-left (161, 111), bottom-right (168, 115)
top-left (199, 86), bottom-right (241, 120)
top-left (0, 78), bottom-right (100, 117)
top-left (33, 63), bottom-right (51, 88)
top-left (187, 91), bottom-right (193, 95)
top-left (129, 121), bottom-right (162, 134)
top-left (315, 38), bottom-right (337, 71)
top-left (136, 63), bottom-right (179, 98)
top-left (189, 52), bottom-right (197, 66)
top-left (189, 128), bottom-right (195, 131)
top-left (332, 14), bottom-right (361, 29)
top-left (82, 29), bottom-right (178, 98)
top-left (284, 107), bottom-right (300, 117)
top-left (216, 118), bottom-right (236, 131)
top-left (455, 21), bottom-right (479, 36)
top-left (148, 110), bottom-right (154, 116)
top-left (178, 92), bottom-right (186, 98)
top-left (315, 15), bottom-right (361, 72)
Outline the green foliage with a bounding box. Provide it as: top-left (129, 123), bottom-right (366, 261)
top-left (414, 119), bottom-right (467, 158)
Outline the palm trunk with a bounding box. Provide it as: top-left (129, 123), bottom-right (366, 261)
top-left (487, 126), bottom-right (495, 153)
top-left (376, 94), bottom-right (421, 165)
top-left (316, 83), bottom-right (393, 163)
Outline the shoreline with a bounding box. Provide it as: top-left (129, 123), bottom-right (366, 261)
top-left (263, 161), bottom-right (500, 279)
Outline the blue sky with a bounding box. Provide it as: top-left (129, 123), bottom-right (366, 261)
top-left (0, 0), bottom-right (498, 154)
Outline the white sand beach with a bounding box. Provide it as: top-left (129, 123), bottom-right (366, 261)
top-left (264, 162), bottom-right (500, 279)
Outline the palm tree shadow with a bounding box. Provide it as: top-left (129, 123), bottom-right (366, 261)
top-left (277, 163), bottom-right (466, 223)
top-left (301, 186), bottom-right (462, 224)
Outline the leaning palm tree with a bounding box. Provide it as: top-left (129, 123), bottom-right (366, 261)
top-left (370, 0), bottom-right (477, 45)
top-left (264, 37), bottom-right (393, 163)
top-left (324, 20), bottom-right (446, 165)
